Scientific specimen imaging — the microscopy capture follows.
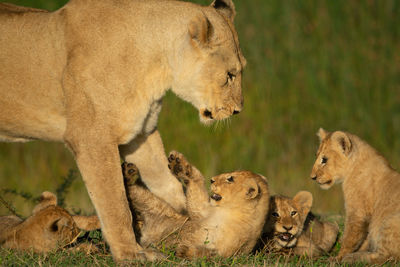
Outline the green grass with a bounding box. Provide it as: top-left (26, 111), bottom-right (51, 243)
top-left (0, 0), bottom-right (400, 265)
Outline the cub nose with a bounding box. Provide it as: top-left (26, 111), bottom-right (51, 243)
top-left (311, 176), bottom-right (317, 180)
top-left (233, 110), bottom-right (240, 115)
top-left (283, 225), bottom-right (293, 231)
top-left (211, 193), bottom-right (222, 201)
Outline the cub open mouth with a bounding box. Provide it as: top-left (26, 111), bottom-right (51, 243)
top-left (278, 233), bottom-right (293, 242)
top-left (211, 193), bottom-right (222, 201)
top-left (318, 180), bottom-right (332, 186)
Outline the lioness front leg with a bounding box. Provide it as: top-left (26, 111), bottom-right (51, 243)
top-left (167, 151), bottom-right (210, 218)
top-left (120, 130), bottom-right (186, 213)
top-left (65, 137), bottom-right (143, 261)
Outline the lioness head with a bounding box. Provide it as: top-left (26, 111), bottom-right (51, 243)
top-left (266, 191), bottom-right (313, 249)
top-left (310, 128), bottom-right (353, 189)
top-left (209, 171), bottom-right (268, 208)
top-left (170, 0), bottom-right (246, 124)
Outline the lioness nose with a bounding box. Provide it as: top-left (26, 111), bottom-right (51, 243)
top-left (233, 110), bottom-right (240, 115)
top-left (311, 176), bottom-right (317, 180)
top-left (283, 225), bottom-right (293, 231)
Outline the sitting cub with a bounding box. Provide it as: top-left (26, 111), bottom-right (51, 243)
top-left (260, 191), bottom-right (338, 257)
top-left (311, 128), bottom-right (400, 263)
top-left (0, 191), bottom-right (100, 252)
top-left (122, 151), bottom-right (270, 258)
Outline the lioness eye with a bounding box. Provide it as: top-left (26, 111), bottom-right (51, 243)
top-left (210, 179), bottom-right (215, 184)
top-left (272, 212), bottom-right (279, 218)
top-left (291, 211), bottom-right (297, 216)
top-left (321, 157), bottom-right (328, 164)
top-left (227, 176), bottom-right (234, 183)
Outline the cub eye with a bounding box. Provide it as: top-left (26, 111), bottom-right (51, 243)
top-left (210, 179), bottom-right (215, 184)
top-left (271, 212), bottom-right (279, 218)
top-left (227, 176), bottom-right (234, 183)
top-left (291, 211), bottom-right (297, 217)
top-left (321, 157), bottom-right (328, 164)
top-left (226, 72), bottom-right (236, 85)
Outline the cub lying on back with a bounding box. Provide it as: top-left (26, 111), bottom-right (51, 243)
top-left (311, 128), bottom-right (400, 263)
top-left (0, 192), bottom-right (100, 252)
top-left (122, 151), bottom-right (270, 258)
top-left (260, 191), bottom-right (338, 257)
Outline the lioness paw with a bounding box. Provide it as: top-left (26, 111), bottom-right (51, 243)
top-left (168, 151), bottom-right (192, 182)
top-left (122, 162), bottom-right (140, 186)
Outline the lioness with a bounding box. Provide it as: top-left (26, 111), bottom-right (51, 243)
top-left (0, 0), bottom-right (245, 260)
top-left (121, 151), bottom-right (270, 258)
top-left (260, 191), bottom-right (338, 257)
top-left (311, 128), bottom-right (400, 263)
top-left (0, 191), bottom-right (100, 252)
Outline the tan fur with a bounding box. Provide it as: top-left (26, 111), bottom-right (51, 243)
top-left (261, 191), bottom-right (338, 257)
top-left (311, 128), bottom-right (400, 263)
top-left (0, 192), bottom-right (100, 252)
top-left (122, 151), bottom-right (269, 259)
top-left (0, 0), bottom-right (245, 261)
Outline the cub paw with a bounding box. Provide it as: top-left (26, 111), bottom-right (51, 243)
top-left (168, 151), bottom-right (192, 182)
top-left (121, 162), bottom-right (140, 186)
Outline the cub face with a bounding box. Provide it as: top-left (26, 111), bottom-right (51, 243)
top-left (170, 0), bottom-right (246, 124)
top-left (6, 191), bottom-right (80, 252)
top-left (19, 206), bottom-right (80, 251)
top-left (310, 128), bottom-right (353, 189)
top-left (267, 191), bottom-right (312, 249)
top-left (209, 171), bottom-right (265, 208)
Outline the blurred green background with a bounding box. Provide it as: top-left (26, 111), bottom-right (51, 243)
top-left (0, 0), bottom-right (399, 217)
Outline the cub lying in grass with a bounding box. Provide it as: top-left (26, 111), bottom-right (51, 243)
top-left (311, 128), bottom-right (400, 263)
top-left (259, 191), bottom-right (338, 257)
top-left (0, 192), bottom-right (99, 252)
top-left (122, 151), bottom-right (270, 259)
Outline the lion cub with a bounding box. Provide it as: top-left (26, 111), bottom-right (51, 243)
top-left (122, 151), bottom-right (270, 258)
top-left (260, 191), bottom-right (338, 257)
top-left (0, 192), bottom-right (100, 252)
top-left (311, 128), bottom-right (400, 263)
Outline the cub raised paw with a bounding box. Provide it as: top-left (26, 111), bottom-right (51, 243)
top-left (121, 162), bottom-right (141, 186)
top-left (168, 151), bottom-right (193, 182)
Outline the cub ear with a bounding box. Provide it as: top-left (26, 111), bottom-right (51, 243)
top-left (33, 191), bottom-right (57, 214)
top-left (293, 191), bottom-right (313, 215)
top-left (317, 128), bottom-right (328, 142)
top-left (332, 131), bottom-right (352, 155)
top-left (188, 14), bottom-right (214, 47)
top-left (211, 0), bottom-right (236, 22)
top-left (245, 179), bottom-right (259, 200)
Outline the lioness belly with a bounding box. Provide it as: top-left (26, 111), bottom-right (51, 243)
top-left (0, 9), bottom-right (67, 142)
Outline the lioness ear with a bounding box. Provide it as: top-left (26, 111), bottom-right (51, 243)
top-left (245, 180), bottom-right (259, 200)
top-left (33, 191), bottom-right (57, 214)
top-left (332, 131), bottom-right (352, 155)
top-left (211, 0), bottom-right (236, 22)
top-left (188, 14), bottom-right (213, 47)
top-left (293, 191), bottom-right (313, 215)
top-left (317, 128), bottom-right (328, 142)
